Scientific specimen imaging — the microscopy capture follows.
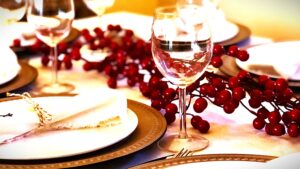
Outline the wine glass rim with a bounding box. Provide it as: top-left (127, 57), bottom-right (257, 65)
top-left (154, 6), bottom-right (178, 18)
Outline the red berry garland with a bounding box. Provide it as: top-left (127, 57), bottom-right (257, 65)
top-left (12, 25), bottom-right (300, 137)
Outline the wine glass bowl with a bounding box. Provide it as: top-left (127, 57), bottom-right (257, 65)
top-left (27, 0), bottom-right (75, 94)
top-left (83, 0), bottom-right (115, 17)
top-left (0, 0), bottom-right (27, 25)
top-left (151, 4), bottom-right (212, 152)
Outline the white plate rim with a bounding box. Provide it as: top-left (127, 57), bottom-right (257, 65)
top-left (0, 48), bottom-right (21, 85)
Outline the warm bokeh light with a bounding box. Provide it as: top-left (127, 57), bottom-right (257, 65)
top-left (105, 0), bottom-right (300, 41)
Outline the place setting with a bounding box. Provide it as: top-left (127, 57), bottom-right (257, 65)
top-left (220, 41), bottom-right (300, 88)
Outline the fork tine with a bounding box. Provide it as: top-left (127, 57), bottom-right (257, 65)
top-left (174, 148), bottom-right (185, 158)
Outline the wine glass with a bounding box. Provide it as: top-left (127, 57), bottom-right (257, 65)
top-left (83, 0), bottom-right (114, 18)
top-left (151, 2), bottom-right (212, 152)
top-left (0, 0), bottom-right (27, 46)
top-left (27, 0), bottom-right (75, 94)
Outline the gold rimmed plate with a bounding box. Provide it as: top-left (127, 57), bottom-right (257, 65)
top-left (0, 98), bottom-right (167, 169)
top-left (219, 55), bottom-right (300, 88)
top-left (217, 23), bottom-right (251, 47)
top-left (130, 154), bottom-right (276, 169)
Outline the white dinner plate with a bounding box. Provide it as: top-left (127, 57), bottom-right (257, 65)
top-left (0, 96), bottom-right (138, 160)
top-left (0, 48), bottom-right (21, 85)
top-left (236, 41), bottom-right (300, 81)
top-left (211, 20), bottom-right (239, 43)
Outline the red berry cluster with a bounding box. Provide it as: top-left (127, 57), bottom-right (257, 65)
top-left (12, 26), bottom-right (300, 137)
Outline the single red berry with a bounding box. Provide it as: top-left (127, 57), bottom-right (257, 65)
top-left (250, 89), bottom-right (263, 99)
top-left (258, 75), bottom-right (269, 86)
top-left (58, 42), bottom-right (68, 53)
top-left (164, 112), bottom-right (176, 124)
top-left (287, 109), bottom-right (300, 123)
top-left (191, 115), bottom-right (202, 128)
top-left (210, 56), bottom-right (223, 68)
top-left (264, 80), bottom-right (275, 90)
top-left (165, 103), bottom-right (178, 114)
top-left (272, 123), bottom-right (286, 136)
top-left (256, 107), bottom-right (269, 119)
top-left (253, 117), bottom-right (266, 130)
top-left (197, 120), bottom-right (210, 133)
top-left (150, 90), bottom-right (162, 100)
top-left (83, 62), bottom-right (93, 71)
top-left (263, 89), bottom-right (275, 102)
top-left (268, 110), bottom-right (281, 124)
top-left (163, 88), bottom-right (176, 100)
top-left (213, 44), bottom-right (224, 57)
top-left (148, 76), bottom-right (161, 89)
top-left (288, 123), bottom-right (299, 137)
top-left (227, 45), bottom-right (239, 57)
top-left (12, 39), bottom-right (21, 47)
top-left (70, 48), bottom-right (81, 60)
top-left (248, 98), bottom-right (261, 109)
top-left (211, 78), bottom-right (225, 90)
top-left (193, 97), bottom-right (208, 113)
top-left (139, 82), bottom-right (151, 97)
top-left (81, 28), bottom-right (89, 36)
top-left (228, 76), bottom-right (240, 89)
top-left (216, 89), bottom-right (231, 104)
top-left (283, 88), bottom-right (293, 100)
top-left (265, 123), bottom-right (274, 135)
top-left (107, 77), bottom-right (117, 88)
top-left (41, 55), bottom-right (50, 66)
top-left (274, 78), bottom-right (288, 91)
top-left (125, 29), bottom-right (134, 37)
top-left (237, 70), bottom-right (250, 80)
top-left (236, 50), bottom-right (249, 61)
top-left (232, 87), bottom-right (246, 101)
top-left (223, 100), bottom-right (237, 114)
top-left (64, 60), bottom-right (73, 69)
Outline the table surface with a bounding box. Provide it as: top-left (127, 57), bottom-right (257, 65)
top-left (2, 12), bottom-right (300, 169)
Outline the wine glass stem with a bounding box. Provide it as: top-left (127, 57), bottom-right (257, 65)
top-left (50, 45), bottom-right (58, 85)
top-left (178, 87), bottom-right (188, 139)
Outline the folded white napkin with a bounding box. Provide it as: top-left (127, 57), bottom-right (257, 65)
top-left (0, 89), bottom-right (128, 142)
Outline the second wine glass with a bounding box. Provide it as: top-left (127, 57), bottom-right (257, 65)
top-left (27, 0), bottom-right (75, 94)
top-left (151, 4), bottom-right (212, 152)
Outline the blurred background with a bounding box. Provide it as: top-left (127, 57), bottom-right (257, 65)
top-left (75, 0), bottom-right (300, 41)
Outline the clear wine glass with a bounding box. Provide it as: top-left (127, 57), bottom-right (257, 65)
top-left (27, 0), bottom-right (75, 94)
top-left (0, 0), bottom-right (27, 46)
top-left (151, 2), bottom-right (212, 152)
top-left (83, 0), bottom-right (114, 18)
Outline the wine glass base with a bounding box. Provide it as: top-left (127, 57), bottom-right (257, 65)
top-left (158, 134), bottom-right (209, 153)
top-left (39, 83), bottom-right (75, 94)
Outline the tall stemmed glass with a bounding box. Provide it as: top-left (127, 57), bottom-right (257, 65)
top-left (151, 2), bottom-right (212, 152)
top-left (27, 0), bottom-right (75, 94)
top-left (0, 0), bottom-right (27, 46)
top-left (83, 0), bottom-right (115, 19)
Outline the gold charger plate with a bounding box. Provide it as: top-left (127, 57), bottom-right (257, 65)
top-left (219, 55), bottom-right (300, 88)
top-left (0, 99), bottom-right (167, 169)
top-left (130, 154), bottom-right (276, 169)
top-left (0, 61), bottom-right (38, 95)
top-left (218, 23), bottom-right (251, 47)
